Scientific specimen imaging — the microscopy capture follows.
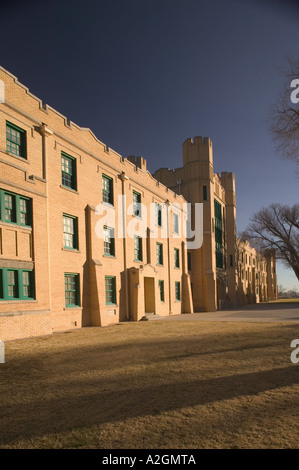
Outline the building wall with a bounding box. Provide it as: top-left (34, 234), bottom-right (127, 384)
top-left (0, 66), bottom-right (193, 340)
top-left (153, 137), bottom-right (278, 310)
top-left (0, 67), bottom-right (277, 341)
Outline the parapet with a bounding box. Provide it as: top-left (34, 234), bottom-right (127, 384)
top-left (126, 155), bottom-right (147, 171)
top-left (182, 136), bottom-right (213, 166)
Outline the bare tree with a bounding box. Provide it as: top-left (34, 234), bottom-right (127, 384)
top-left (242, 203), bottom-right (299, 282)
top-left (269, 57), bottom-right (299, 164)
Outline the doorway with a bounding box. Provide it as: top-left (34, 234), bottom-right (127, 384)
top-left (144, 277), bottom-right (155, 314)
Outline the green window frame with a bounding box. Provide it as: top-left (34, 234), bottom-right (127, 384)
top-left (173, 212), bottom-right (179, 234)
top-left (0, 189), bottom-right (32, 227)
top-left (156, 203), bottom-right (162, 227)
top-left (133, 191), bottom-right (141, 217)
top-left (105, 276), bottom-right (116, 305)
top-left (102, 174), bottom-right (114, 205)
top-left (0, 268), bottom-right (35, 301)
top-left (174, 248), bottom-right (180, 268)
top-left (64, 273), bottom-right (80, 308)
top-left (156, 242), bottom-right (163, 266)
top-left (214, 199), bottom-right (223, 269)
top-left (134, 235), bottom-right (143, 262)
top-left (175, 281), bottom-right (181, 302)
top-left (6, 121), bottom-right (27, 159)
top-left (63, 214), bottom-right (79, 250)
top-left (61, 152), bottom-right (77, 190)
top-left (104, 226), bottom-right (115, 256)
top-left (158, 280), bottom-right (164, 302)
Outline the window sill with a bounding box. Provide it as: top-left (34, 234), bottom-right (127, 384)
top-left (101, 201), bottom-right (114, 208)
top-left (0, 299), bottom-right (37, 303)
top-left (106, 303), bottom-right (117, 307)
top-left (103, 254), bottom-right (116, 258)
top-left (62, 248), bottom-right (80, 253)
top-left (60, 185), bottom-right (79, 194)
top-left (0, 221), bottom-right (32, 230)
top-left (134, 260), bottom-right (143, 263)
top-left (63, 306), bottom-right (82, 310)
top-left (5, 151), bottom-right (29, 164)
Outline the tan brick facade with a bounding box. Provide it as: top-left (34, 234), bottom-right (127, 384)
top-left (0, 67), bottom-right (277, 341)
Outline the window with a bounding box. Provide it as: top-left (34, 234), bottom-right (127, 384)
top-left (158, 280), bottom-right (164, 302)
top-left (203, 185), bottom-right (207, 201)
top-left (61, 152), bottom-right (77, 190)
top-left (64, 273), bottom-right (80, 307)
top-left (63, 214), bottom-right (78, 250)
top-left (214, 200), bottom-right (223, 269)
top-left (156, 242), bottom-right (163, 265)
top-left (105, 276), bottom-right (116, 305)
top-left (6, 121), bottom-right (27, 159)
top-left (134, 236), bottom-right (143, 262)
top-left (4, 193), bottom-right (16, 223)
top-left (0, 268), bottom-right (35, 300)
top-left (22, 271), bottom-right (33, 298)
top-left (174, 248), bottom-right (180, 268)
top-left (0, 189), bottom-right (32, 226)
top-left (19, 197), bottom-right (30, 226)
top-left (104, 226), bottom-right (115, 256)
top-left (175, 281), bottom-right (181, 301)
top-left (187, 251), bottom-right (192, 271)
top-left (133, 191), bottom-right (141, 217)
top-left (102, 174), bottom-right (113, 205)
top-left (156, 203), bottom-right (162, 227)
top-left (230, 254), bottom-right (233, 267)
top-left (173, 213), bottom-right (179, 234)
top-left (7, 270), bottom-right (18, 299)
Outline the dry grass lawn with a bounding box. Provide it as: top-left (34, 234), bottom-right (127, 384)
top-left (0, 319), bottom-right (299, 449)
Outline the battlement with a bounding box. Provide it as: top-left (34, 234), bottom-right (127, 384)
top-left (126, 155), bottom-right (147, 171)
top-left (183, 136), bottom-right (213, 166)
top-left (219, 172), bottom-right (235, 192)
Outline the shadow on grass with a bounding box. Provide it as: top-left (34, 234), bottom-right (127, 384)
top-left (1, 323), bottom-right (299, 446)
top-left (0, 364), bottom-right (298, 446)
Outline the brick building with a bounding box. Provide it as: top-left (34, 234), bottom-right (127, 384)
top-left (0, 66), bottom-right (277, 341)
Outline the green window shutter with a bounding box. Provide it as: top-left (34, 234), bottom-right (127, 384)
top-left (156, 203), bottom-right (162, 227)
top-left (159, 280), bottom-right (164, 302)
top-left (61, 152), bottom-right (77, 190)
top-left (173, 213), bottom-right (179, 234)
top-left (7, 270), bottom-right (18, 299)
top-left (63, 214), bottom-right (78, 250)
top-left (174, 248), bottom-right (180, 268)
top-left (214, 199), bottom-right (223, 269)
top-left (156, 242), bottom-right (163, 265)
top-left (104, 226), bottom-right (115, 256)
top-left (102, 174), bottom-right (114, 205)
top-left (0, 270), bottom-right (3, 299)
top-left (0, 190), bottom-right (32, 227)
top-left (175, 281), bottom-right (181, 301)
top-left (134, 236), bottom-right (142, 261)
top-left (133, 191), bottom-right (141, 217)
top-left (65, 273), bottom-right (80, 307)
top-left (6, 121), bottom-right (27, 159)
top-left (105, 276), bottom-right (116, 305)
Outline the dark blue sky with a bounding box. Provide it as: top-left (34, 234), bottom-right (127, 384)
top-left (1, 0), bottom-right (298, 289)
